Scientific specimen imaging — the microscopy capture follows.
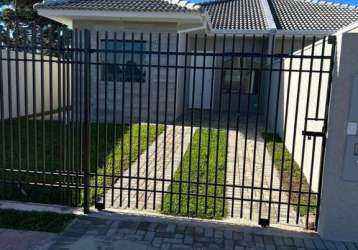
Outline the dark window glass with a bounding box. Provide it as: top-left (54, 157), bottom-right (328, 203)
top-left (101, 40), bottom-right (146, 82)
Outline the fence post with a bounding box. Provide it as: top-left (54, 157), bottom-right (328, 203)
top-left (83, 29), bottom-right (91, 213)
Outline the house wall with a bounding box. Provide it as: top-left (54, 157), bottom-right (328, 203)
top-left (268, 37), bottom-right (332, 192)
top-left (73, 20), bottom-right (183, 123)
top-left (0, 50), bottom-right (68, 119)
top-left (185, 35), bottom-right (268, 114)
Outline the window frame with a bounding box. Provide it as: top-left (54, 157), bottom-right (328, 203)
top-left (100, 39), bottom-right (147, 83)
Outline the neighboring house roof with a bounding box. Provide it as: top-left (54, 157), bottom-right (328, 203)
top-left (35, 0), bottom-right (358, 32)
top-left (269, 0), bottom-right (358, 31)
top-left (35, 0), bottom-right (203, 13)
top-left (200, 0), bottom-right (268, 30)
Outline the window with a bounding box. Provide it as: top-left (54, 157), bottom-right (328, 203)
top-left (222, 58), bottom-right (259, 95)
top-left (101, 40), bottom-right (146, 82)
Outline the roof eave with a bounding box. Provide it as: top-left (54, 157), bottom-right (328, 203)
top-left (36, 8), bottom-right (206, 27)
top-left (275, 29), bottom-right (338, 36)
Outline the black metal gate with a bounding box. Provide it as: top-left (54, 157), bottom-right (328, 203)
top-left (0, 26), bottom-right (336, 229)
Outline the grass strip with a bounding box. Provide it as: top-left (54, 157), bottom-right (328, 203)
top-left (262, 133), bottom-right (317, 216)
top-left (0, 118), bottom-right (163, 206)
top-left (0, 209), bottom-right (76, 233)
top-left (90, 123), bottom-right (164, 203)
top-left (162, 128), bottom-right (227, 219)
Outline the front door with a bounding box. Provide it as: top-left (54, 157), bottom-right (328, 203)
top-left (189, 53), bottom-right (215, 109)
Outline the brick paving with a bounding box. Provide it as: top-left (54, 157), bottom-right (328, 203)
top-left (226, 119), bottom-right (300, 225)
top-left (103, 112), bottom-right (301, 226)
top-left (106, 125), bottom-right (195, 210)
top-left (46, 214), bottom-right (358, 250)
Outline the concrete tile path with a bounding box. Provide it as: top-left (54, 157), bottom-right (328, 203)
top-left (43, 213), bottom-right (357, 250)
top-left (0, 229), bottom-right (57, 250)
top-left (106, 125), bottom-right (195, 210)
top-left (225, 119), bottom-right (300, 225)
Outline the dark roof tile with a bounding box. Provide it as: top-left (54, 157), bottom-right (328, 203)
top-left (36, 0), bottom-right (202, 13)
top-left (269, 0), bottom-right (358, 30)
top-left (200, 0), bottom-right (268, 30)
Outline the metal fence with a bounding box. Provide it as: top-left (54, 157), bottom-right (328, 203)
top-left (0, 26), bottom-right (336, 230)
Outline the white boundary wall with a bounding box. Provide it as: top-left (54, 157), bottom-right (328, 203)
top-left (1, 49), bottom-right (70, 119)
top-left (269, 38), bottom-right (332, 192)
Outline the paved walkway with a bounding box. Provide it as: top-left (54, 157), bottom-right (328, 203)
top-left (226, 120), bottom-right (300, 225)
top-left (0, 229), bottom-right (56, 250)
top-left (45, 213), bottom-right (357, 250)
top-left (106, 125), bottom-right (195, 210)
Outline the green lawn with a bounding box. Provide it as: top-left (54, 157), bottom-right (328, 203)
top-left (162, 128), bottom-right (228, 219)
top-left (0, 118), bottom-right (163, 206)
top-left (89, 123), bottom-right (164, 202)
top-left (0, 209), bottom-right (76, 233)
top-left (262, 133), bottom-right (317, 216)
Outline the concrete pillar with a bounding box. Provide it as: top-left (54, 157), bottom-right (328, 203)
top-left (318, 25), bottom-right (358, 242)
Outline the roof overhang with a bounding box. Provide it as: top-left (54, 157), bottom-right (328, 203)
top-left (36, 8), bottom-right (206, 28)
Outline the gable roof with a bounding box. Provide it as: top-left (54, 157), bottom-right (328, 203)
top-left (35, 0), bottom-right (203, 13)
top-left (35, 0), bottom-right (358, 32)
top-left (269, 0), bottom-right (358, 31)
top-left (200, 0), bottom-right (269, 30)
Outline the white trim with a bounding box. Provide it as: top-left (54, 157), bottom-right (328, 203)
top-left (275, 29), bottom-right (337, 36)
top-left (210, 29), bottom-right (273, 35)
top-left (36, 9), bottom-right (205, 24)
top-left (178, 25), bottom-right (206, 34)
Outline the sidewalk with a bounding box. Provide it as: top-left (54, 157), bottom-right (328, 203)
top-left (45, 212), bottom-right (357, 250)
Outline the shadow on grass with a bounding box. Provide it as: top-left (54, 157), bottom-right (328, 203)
top-left (0, 118), bottom-right (163, 207)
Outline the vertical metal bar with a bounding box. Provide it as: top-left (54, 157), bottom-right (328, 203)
top-left (258, 34), bottom-right (276, 220)
top-left (286, 36), bottom-right (306, 223)
top-left (315, 35), bottom-right (336, 229)
top-left (249, 35), bottom-right (266, 219)
top-left (178, 34), bottom-right (189, 214)
top-left (277, 36), bottom-right (296, 221)
top-left (315, 38), bottom-right (327, 119)
top-left (187, 34), bottom-right (197, 215)
top-left (223, 34), bottom-right (236, 217)
top-left (111, 32), bottom-right (118, 206)
top-left (22, 28), bottom-right (30, 184)
top-left (66, 29), bottom-right (72, 204)
top-left (152, 32), bottom-right (161, 210)
top-left (14, 24), bottom-right (22, 178)
top-left (213, 34), bottom-right (226, 216)
top-left (231, 34), bottom-right (246, 217)
top-left (31, 26), bottom-right (38, 186)
top-left (297, 36), bottom-right (316, 224)
top-left (160, 33), bottom-right (170, 210)
top-left (136, 32), bottom-right (144, 208)
top-left (48, 26), bottom-right (55, 192)
top-left (6, 28), bottom-right (14, 195)
top-left (169, 33), bottom-right (179, 213)
top-left (204, 34), bottom-right (216, 215)
top-left (241, 35), bottom-right (257, 218)
top-left (95, 31), bottom-right (100, 203)
top-left (71, 29), bottom-right (77, 204)
top-left (196, 34), bottom-right (207, 215)
top-left (268, 35), bottom-right (286, 222)
top-left (306, 136), bottom-right (316, 227)
top-left (58, 26), bottom-right (65, 202)
top-left (40, 27), bottom-right (46, 187)
top-left (83, 29), bottom-right (92, 213)
top-left (0, 27), bottom-right (5, 197)
top-left (128, 32), bottom-right (134, 208)
top-left (119, 31), bottom-right (126, 208)
top-left (144, 33), bottom-right (152, 209)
